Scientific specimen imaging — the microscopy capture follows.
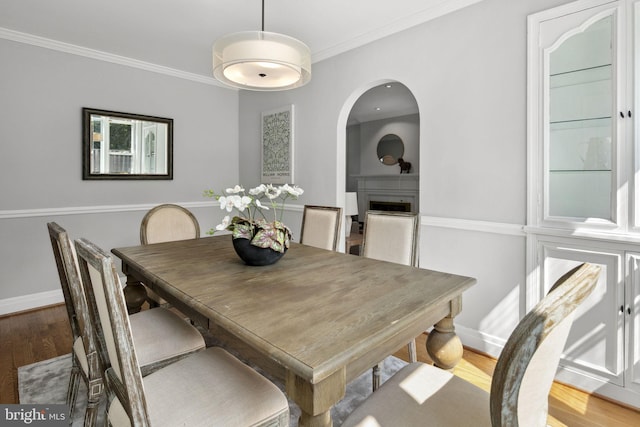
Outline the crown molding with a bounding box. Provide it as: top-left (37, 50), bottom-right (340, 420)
top-left (312, 0), bottom-right (485, 62)
top-left (0, 27), bottom-right (226, 88)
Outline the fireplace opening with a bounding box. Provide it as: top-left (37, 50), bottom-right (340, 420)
top-left (369, 200), bottom-right (411, 212)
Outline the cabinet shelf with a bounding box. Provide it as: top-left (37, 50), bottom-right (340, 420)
top-left (550, 63), bottom-right (611, 88)
top-left (550, 63), bottom-right (612, 78)
top-left (549, 169), bottom-right (611, 172)
top-left (550, 116), bottom-right (611, 125)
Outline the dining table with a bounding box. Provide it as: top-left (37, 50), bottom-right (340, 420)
top-left (112, 235), bottom-right (476, 427)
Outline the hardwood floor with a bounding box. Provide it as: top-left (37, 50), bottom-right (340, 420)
top-left (1, 304), bottom-right (639, 426)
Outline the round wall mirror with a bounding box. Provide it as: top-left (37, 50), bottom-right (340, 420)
top-left (377, 134), bottom-right (404, 165)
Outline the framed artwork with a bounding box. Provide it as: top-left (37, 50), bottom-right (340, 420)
top-left (261, 105), bottom-right (294, 184)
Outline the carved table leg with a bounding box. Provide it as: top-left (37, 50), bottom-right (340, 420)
top-left (426, 296), bottom-right (463, 370)
top-left (123, 276), bottom-right (147, 314)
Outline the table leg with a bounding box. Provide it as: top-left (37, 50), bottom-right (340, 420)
top-left (426, 296), bottom-right (463, 370)
top-left (286, 367), bottom-right (346, 427)
top-left (123, 275), bottom-right (147, 314)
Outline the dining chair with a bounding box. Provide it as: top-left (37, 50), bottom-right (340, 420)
top-left (361, 210), bottom-right (419, 390)
top-left (299, 205), bottom-right (343, 251)
top-left (74, 237), bottom-right (290, 427)
top-left (140, 203), bottom-right (200, 307)
top-left (47, 222), bottom-right (206, 425)
top-left (341, 263), bottom-right (600, 427)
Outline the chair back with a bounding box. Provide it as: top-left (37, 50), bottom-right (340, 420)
top-left (300, 205), bottom-right (343, 251)
top-left (47, 223), bottom-right (103, 376)
top-left (140, 203), bottom-right (200, 245)
top-left (361, 210), bottom-right (419, 266)
top-left (75, 238), bottom-right (150, 426)
top-left (490, 263), bottom-right (600, 426)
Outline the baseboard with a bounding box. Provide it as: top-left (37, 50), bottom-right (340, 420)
top-left (0, 290), bottom-right (64, 316)
top-left (455, 323), bottom-right (506, 359)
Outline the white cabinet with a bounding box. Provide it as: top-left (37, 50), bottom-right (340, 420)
top-left (534, 239), bottom-right (625, 385)
top-left (527, 0), bottom-right (640, 408)
top-left (625, 253), bottom-right (640, 394)
top-left (530, 238), bottom-right (639, 406)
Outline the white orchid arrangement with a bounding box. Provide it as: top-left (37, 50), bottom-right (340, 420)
top-left (204, 184), bottom-right (304, 253)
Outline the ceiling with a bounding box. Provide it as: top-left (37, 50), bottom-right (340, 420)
top-left (348, 82), bottom-right (418, 125)
top-left (0, 0), bottom-right (479, 120)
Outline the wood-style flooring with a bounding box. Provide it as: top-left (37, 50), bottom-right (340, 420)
top-left (1, 304), bottom-right (639, 426)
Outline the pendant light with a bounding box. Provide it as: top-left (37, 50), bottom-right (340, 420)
top-left (212, 0), bottom-right (311, 91)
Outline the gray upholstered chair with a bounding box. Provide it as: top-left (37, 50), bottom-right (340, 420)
top-left (342, 263), bottom-right (600, 427)
top-left (140, 203), bottom-right (200, 307)
top-left (47, 222), bottom-right (206, 425)
top-left (300, 205), bottom-right (343, 251)
top-left (361, 210), bottom-right (419, 390)
top-left (74, 237), bottom-right (289, 427)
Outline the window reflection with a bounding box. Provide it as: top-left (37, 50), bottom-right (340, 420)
top-left (83, 108), bottom-right (172, 180)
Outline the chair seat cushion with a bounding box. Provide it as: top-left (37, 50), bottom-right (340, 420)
top-left (108, 347), bottom-right (289, 426)
top-left (130, 307), bottom-right (205, 374)
top-left (342, 362), bottom-right (491, 427)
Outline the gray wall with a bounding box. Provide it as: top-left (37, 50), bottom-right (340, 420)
top-left (353, 113), bottom-right (420, 176)
top-left (237, 0), bottom-right (573, 356)
top-left (0, 38), bottom-right (237, 310)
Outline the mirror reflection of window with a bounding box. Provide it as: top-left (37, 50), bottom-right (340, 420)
top-left (109, 120), bottom-right (133, 173)
top-left (83, 108), bottom-right (172, 179)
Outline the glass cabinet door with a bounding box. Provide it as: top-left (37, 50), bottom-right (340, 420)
top-left (545, 11), bottom-right (616, 222)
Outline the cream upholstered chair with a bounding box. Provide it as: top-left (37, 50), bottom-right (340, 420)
top-left (361, 210), bottom-right (419, 266)
top-left (47, 222), bottom-right (206, 425)
top-left (140, 203), bottom-right (200, 307)
top-left (342, 263), bottom-right (600, 427)
top-left (361, 210), bottom-right (419, 390)
top-left (74, 237), bottom-right (289, 427)
top-left (300, 205), bottom-right (343, 251)
top-left (140, 203), bottom-right (200, 245)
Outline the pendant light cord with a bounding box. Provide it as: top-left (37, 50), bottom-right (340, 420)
top-left (261, 0), bottom-right (265, 31)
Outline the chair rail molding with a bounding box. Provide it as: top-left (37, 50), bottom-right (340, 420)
top-left (421, 216), bottom-right (525, 237)
top-left (0, 201), bottom-right (220, 220)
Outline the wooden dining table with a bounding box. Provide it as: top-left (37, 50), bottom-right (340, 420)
top-left (112, 235), bottom-right (476, 427)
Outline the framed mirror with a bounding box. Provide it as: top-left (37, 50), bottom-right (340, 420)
top-left (377, 133), bottom-right (404, 165)
top-left (82, 108), bottom-right (173, 180)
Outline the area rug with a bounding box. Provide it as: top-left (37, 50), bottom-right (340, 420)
top-left (19, 352), bottom-right (407, 426)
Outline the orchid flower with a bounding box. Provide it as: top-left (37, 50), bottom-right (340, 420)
top-left (204, 183), bottom-right (304, 252)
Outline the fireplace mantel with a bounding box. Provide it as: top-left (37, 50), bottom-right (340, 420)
top-left (353, 174), bottom-right (419, 217)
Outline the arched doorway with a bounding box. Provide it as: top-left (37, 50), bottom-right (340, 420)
top-left (337, 80), bottom-right (420, 253)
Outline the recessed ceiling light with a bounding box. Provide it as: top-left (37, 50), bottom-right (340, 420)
top-left (375, 107), bottom-right (381, 111)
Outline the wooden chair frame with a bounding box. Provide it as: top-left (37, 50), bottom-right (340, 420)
top-left (47, 222), bottom-right (105, 426)
top-left (75, 238), bottom-right (150, 425)
top-left (490, 263), bottom-right (600, 425)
